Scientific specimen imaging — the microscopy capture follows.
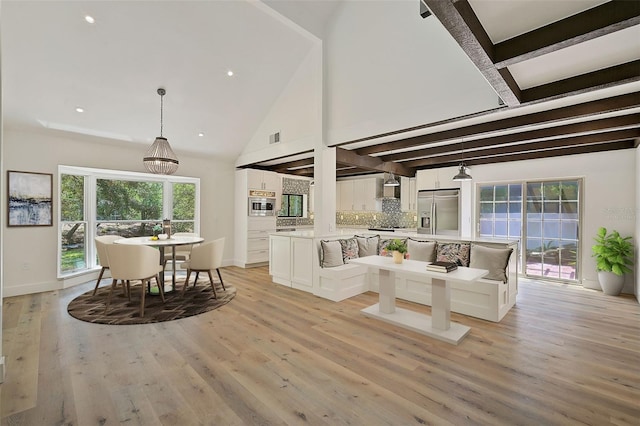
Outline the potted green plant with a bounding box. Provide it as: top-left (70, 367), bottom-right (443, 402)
top-left (386, 239), bottom-right (407, 264)
top-left (592, 227), bottom-right (633, 295)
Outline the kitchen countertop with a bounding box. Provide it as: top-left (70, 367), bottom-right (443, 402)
top-left (270, 228), bottom-right (518, 245)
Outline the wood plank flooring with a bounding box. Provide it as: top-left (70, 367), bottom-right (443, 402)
top-left (1, 266), bottom-right (639, 425)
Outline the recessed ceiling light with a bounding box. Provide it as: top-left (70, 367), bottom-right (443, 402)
top-left (227, 70), bottom-right (234, 77)
top-left (198, 132), bottom-right (205, 137)
top-left (75, 107), bottom-right (84, 113)
top-left (85, 15), bottom-right (95, 24)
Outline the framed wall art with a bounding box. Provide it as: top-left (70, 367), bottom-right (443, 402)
top-left (7, 170), bottom-right (53, 227)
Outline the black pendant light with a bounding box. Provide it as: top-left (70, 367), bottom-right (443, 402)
top-left (452, 139), bottom-right (472, 181)
top-left (143, 88), bottom-right (179, 175)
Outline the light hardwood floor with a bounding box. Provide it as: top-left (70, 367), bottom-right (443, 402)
top-left (1, 266), bottom-right (639, 425)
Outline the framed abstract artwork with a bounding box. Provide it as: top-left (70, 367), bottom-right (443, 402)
top-left (7, 170), bottom-right (53, 227)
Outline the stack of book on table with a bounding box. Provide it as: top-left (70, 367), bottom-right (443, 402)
top-left (426, 261), bottom-right (458, 273)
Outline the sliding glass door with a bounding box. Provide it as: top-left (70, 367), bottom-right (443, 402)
top-left (478, 179), bottom-right (582, 282)
top-left (524, 180), bottom-right (580, 281)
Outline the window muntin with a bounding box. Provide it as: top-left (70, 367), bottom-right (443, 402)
top-left (280, 194), bottom-right (304, 217)
top-left (478, 183), bottom-right (522, 240)
top-left (478, 179), bottom-right (581, 283)
top-left (525, 180), bottom-right (580, 281)
top-left (58, 166), bottom-right (199, 277)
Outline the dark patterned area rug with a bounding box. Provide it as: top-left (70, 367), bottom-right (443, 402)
top-left (67, 281), bottom-right (236, 325)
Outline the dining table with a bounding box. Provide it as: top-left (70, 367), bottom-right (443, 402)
top-left (114, 235), bottom-right (204, 292)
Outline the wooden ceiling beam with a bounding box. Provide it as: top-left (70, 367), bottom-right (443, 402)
top-left (271, 158), bottom-right (314, 173)
top-left (463, 140), bottom-right (635, 167)
top-left (379, 113), bottom-right (640, 162)
top-left (522, 60), bottom-right (640, 103)
top-left (354, 91), bottom-right (640, 156)
top-left (284, 167), bottom-right (314, 177)
top-left (337, 167), bottom-right (376, 177)
top-left (424, 0), bottom-right (521, 106)
top-left (494, 0), bottom-right (640, 68)
top-left (402, 128), bottom-right (640, 168)
top-left (335, 147), bottom-right (415, 177)
top-left (427, 0), bottom-right (640, 106)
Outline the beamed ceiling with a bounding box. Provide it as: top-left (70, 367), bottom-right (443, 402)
top-left (244, 0), bottom-right (640, 179)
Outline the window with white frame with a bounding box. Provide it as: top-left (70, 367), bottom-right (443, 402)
top-left (58, 166), bottom-right (200, 277)
top-left (478, 179), bottom-right (581, 282)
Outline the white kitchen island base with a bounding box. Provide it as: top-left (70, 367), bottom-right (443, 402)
top-left (350, 256), bottom-right (488, 345)
top-left (361, 303), bottom-right (471, 345)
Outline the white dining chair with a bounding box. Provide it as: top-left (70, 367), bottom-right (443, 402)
top-left (181, 237), bottom-right (225, 298)
top-left (93, 235), bottom-right (122, 295)
top-left (164, 232), bottom-right (199, 268)
top-left (105, 244), bottom-right (165, 317)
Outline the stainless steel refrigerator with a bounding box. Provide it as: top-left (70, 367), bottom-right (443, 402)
top-left (417, 189), bottom-right (460, 235)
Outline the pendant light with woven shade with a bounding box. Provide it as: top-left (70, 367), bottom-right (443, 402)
top-left (144, 88), bottom-right (179, 175)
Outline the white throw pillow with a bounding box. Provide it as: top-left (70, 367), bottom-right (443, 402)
top-left (469, 244), bottom-right (513, 282)
top-left (355, 235), bottom-right (380, 257)
top-left (407, 238), bottom-right (436, 262)
top-left (320, 240), bottom-right (344, 268)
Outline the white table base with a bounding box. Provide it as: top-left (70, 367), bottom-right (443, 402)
top-left (363, 268), bottom-right (470, 345)
top-left (361, 303), bottom-right (470, 345)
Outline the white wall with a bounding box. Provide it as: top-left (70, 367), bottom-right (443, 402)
top-left (236, 44), bottom-right (322, 166)
top-left (2, 127), bottom-right (236, 297)
top-left (418, 150), bottom-right (637, 295)
top-left (324, 0), bottom-right (500, 145)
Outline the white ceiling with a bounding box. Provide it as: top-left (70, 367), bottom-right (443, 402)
top-left (469, 0), bottom-right (640, 91)
top-left (1, 0), bottom-right (327, 160)
top-left (2, 0), bottom-right (637, 167)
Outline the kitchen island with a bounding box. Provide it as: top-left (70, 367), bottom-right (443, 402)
top-left (269, 229), bottom-right (519, 322)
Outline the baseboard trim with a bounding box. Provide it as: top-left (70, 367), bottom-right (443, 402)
top-left (4, 281), bottom-right (59, 297)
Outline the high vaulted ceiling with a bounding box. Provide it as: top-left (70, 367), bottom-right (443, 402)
top-left (250, 0), bottom-right (640, 178)
top-left (2, 1), bottom-right (639, 175)
top-left (2, 0), bottom-right (335, 160)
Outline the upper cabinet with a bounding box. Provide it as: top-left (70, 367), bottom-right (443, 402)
top-left (337, 178), bottom-right (381, 212)
top-left (247, 169), bottom-right (281, 191)
top-left (401, 177), bottom-right (417, 211)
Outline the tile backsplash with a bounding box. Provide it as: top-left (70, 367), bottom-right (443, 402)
top-left (336, 198), bottom-right (417, 228)
top-left (276, 178), bottom-right (417, 229)
top-left (276, 177), bottom-right (313, 227)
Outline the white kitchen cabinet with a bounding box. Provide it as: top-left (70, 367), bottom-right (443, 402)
top-left (247, 169), bottom-right (280, 191)
top-left (291, 237), bottom-right (313, 291)
top-left (247, 217), bottom-right (276, 264)
top-left (235, 169), bottom-right (280, 267)
top-left (362, 178), bottom-right (381, 211)
top-left (336, 180), bottom-right (352, 211)
top-left (269, 235), bottom-right (313, 292)
top-left (269, 234), bottom-right (291, 284)
top-left (401, 177), bottom-right (417, 211)
top-left (337, 178), bottom-right (381, 212)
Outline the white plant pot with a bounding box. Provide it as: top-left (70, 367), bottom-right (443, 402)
top-left (597, 271), bottom-right (625, 296)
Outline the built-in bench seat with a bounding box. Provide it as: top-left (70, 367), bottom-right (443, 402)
top-left (311, 234), bottom-right (518, 322)
top-left (315, 263), bottom-right (370, 302)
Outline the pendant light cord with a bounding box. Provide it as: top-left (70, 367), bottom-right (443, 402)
top-left (158, 87), bottom-right (166, 138)
top-left (160, 92), bottom-right (164, 137)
